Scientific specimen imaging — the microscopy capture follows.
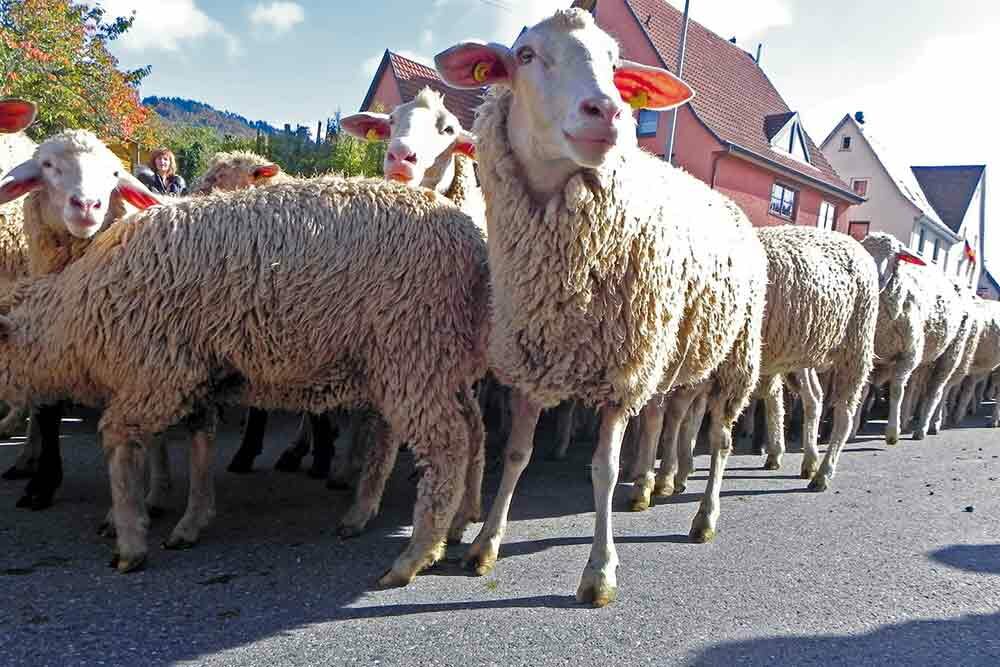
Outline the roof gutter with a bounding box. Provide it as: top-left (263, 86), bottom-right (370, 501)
top-left (724, 142), bottom-right (865, 204)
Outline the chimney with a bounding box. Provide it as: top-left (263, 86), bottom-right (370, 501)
top-left (854, 111), bottom-right (865, 125)
top-left (755, 43), bottom-right (762, 64)
top-left (729, 36), bottom-right (737, 44)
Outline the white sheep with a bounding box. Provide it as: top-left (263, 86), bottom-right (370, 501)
top-left (861, 233), bottom-right (964, 443)
top-left (955, 300), bottom-right (1000, 425)
top-left (0, 129), bottom-right (163, 508)
top-left (0, 175), bottom-right (490, 585)
top-left (645, 226), bottom-right (879, 499)
top-left (436, 8), bottom-right (767, 606)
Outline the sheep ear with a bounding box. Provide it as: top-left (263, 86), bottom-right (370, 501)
top-left (897, 252), bottom-right (926, 267)
top-left (253, 164), bottom-right (280, 180)
top-left (0, 160), bottom-right (43, 205)
top-left (0, 99), bottom-right (36, 133)
top-left (340, 113), bottom-right (391, 141)
top-left (435, 42), bottom-right (513, 89)
top-left (452, 130), bottom-right (476, 159)
top-left (116, 171), bottom-right (164, 209)
top-left (614, 60), bottom-right (694, 111)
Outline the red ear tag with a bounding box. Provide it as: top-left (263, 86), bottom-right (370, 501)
top-left (898, 253), bottom-right (926, 266)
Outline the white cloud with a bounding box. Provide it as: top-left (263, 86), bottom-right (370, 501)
top-left (249, 2), bottom-right (305, 35)
top-left (99, 0), bottom-right (240, 57)
top-left (665, 0), bottom-right (792, 40)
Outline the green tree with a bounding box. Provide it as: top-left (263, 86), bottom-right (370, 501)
top-left (0, 0), bottom-right (158, 145)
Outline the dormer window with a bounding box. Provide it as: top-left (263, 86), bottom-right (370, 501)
top-left (765, 112), bottom-right (810, 164)
top-left (840, 136), bottom-right (852, 151)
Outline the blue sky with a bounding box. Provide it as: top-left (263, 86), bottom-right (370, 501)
top-left (103, 0), bottom-right (998, 269)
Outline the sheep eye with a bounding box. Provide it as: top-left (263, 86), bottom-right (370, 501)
top-left (516, 47), bottom-right (535, 65)
top-left (41, 160), bottom-right (53, 168)
top-left (113, 171), bottom-right (120, 178)
top-left (443, 126), bottom-right (455, 135)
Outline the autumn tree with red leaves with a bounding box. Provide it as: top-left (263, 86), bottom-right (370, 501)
top-left (0, 0), bottom-right (160, 145)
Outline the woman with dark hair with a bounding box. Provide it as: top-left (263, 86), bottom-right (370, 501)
top-left (137, 147), bottom-right (186, 196)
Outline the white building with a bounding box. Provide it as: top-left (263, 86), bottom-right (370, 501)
top-left (821, 114), bottom-right (987, 293)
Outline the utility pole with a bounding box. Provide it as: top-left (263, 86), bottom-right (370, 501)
top-left (664, 0), bottom-right (690, 166)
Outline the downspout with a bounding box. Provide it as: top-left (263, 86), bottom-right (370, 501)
top-left (710, 149), bottom-right (726, 190)
top-left (664, 0), bottom-right (691, 165)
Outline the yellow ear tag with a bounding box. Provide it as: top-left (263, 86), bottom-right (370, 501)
top-left (628, 91), bottom-right (649, 111)
top-left (366, 128), bottom-right (379, 141)
top-left (473, 62), bottom-right (491, 83)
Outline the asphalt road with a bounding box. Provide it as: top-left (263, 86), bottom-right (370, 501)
top-left (0, 405), bottom-right (998, 666)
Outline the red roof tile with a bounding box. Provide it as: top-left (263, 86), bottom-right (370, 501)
top-left (362, 51), bottom-right (485, 131)
top-left (622, 0), bottom-right (854, 197)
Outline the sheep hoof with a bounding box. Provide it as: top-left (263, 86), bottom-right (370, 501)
top-left (162, 536), bottom-right (196, 550)
top-left (652, 482), bottom-right (672, 498)
top-left (226, 455), bottom-right (256, 475)
top-left (672, 484), bottom-right (687, 496)
top-left (885, 435), bottom-right (899, 446)
top-left (912, 430), bottom-right (925, 441)
top-left (17, 490), bottom-right (54, 511)
top-left (337, 523), bottom-right (365, 540)
top-left (628, 484), bottom-right (652, 512)
top-left (462, 543), bottom-right (498, 576)
top-left (763, 456), bottom-right (781, 471)
top-left (110, 552), bottom-right (147, 573)
top-left (147, 505), bottom-right (167, 520)
top-left (273, 451), bottom-right (302, 473)
top-left (97, 520), bottom-right (116, 539)
top-left (800, 464), bottom-right (818, 480)
top-left (376, 568), bottom-right (415, 589)
top-left (807, 475), bottom-right (830, 492)
top-left (689, 514), bottom-right (717, 543)
top-left (927, 425), bottom-right (939, 436)
top-left (576, 568), bottom-right (617, 607)
top-left (2, 465), bottom-right (34, 480)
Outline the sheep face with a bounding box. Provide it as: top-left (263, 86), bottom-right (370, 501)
top-left (192, 152), bottom-right (281, 195)
top-left (0, 130), bottom-right (162, 238)
top-left (862, 232), bottom-right (926, 320)
top-left (435, 9), bottom-right (692, 171)
top-left (342, 88), bottom-right (476, 192)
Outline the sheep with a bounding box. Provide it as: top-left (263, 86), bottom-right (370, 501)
top-left (342, 86), bottom-right (483, 227)
top-left (936, 289), bottom-right (983, 430)
top-left (435, 8), bottom-right (767, 606)
top-left (188, 150), bottom-right (291, 195)
top-left (0, 99), bottom-right (37, 451)
top-left (952, 299), bottom-right (1000, 425)
top-left (643, 227), bottom-right (878, 500)
top-left (0, 175), bottom-right (490, 584)
top-left (861, 233), bottom-right (964, 443)
top-left (0, 129), bottom-right (163, 507)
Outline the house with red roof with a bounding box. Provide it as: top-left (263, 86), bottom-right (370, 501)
top-left (821, 112), bottom-right (988, 293)
top-left (360, 0), bottom-right (863, 229)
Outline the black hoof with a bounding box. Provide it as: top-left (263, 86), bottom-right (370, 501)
top-left (147, 505), bottom-right (166, 519)
top-left (274, 452), bottom-right (302, 473)
top-left (226, 457), bottom-right (255, 474)
top-left (2, 465), bottom-right (34, 481)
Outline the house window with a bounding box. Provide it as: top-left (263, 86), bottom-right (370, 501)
top-left (932, 239), bottom-right (941, 263)
top-left (769, 182), bottom-right (798, 220)
top-left (840, 136), bottom-right (851, 151)
top-left (852, 178), bottom-right (869, 197)
top-left (918, 226), bottom-right (926, 254)
top-left (818, 201), bottom-right (836, 231)
top-left (637, 110), bottom-right (658, 137)
top-left (848, 221), bottom-right (870, 241)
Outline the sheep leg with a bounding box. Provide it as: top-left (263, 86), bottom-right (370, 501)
top-left (974, 378), bottom-right (985, 413)
top-left (144, 433), bottom-right (171, 517)
top-left (914, 359), bottom-right (954, 440)
top-left (761, 375), bottom-right (786, 470)
top-left (307, 412), bottom-right (335, 479)
top-left (274, 412), bottom-right (311, 472)
top-left (104, 433), bottom-right (149, 573)
top-left (549, 400), bottom-right (577, 460)
top-left (17, 403), bottom-right (63, 511)
top-left (956, 376), bottom-right (976, 420)
top-left (227, 407), bottom-right (267, 473)
top-left (886, 354), bottom-right (917, 445)
top-left (448, 385), bottom-right (485, 544)
top-left (338, 415), bottom-right (396, 537)
top-left (629, 399), bottom-right (665, 511)
top-left (0, 402), bottom-right (27, 439)
top-left (808, 402), bottom-right (853, 492)
top-left (378, 400), bottom-right (471, 588)
top-left (163, 411), bottom-right (217, 550)
top-left (653, 388), bottom-right (700, 496)
top-left (689, 403), bottom-right (735, 543)
top-left (463, 389), bottom-right (542, 576)
top-left (675, 391), bottom-right (707, 493)
top-left (328, 410), bottom-right (364, 491)
top-left (576, 404), bottom-right (628, 607)
top-left (2, 406), bottom-right (38, 480)
top-left (798, 369), bottom-right (823, 480)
